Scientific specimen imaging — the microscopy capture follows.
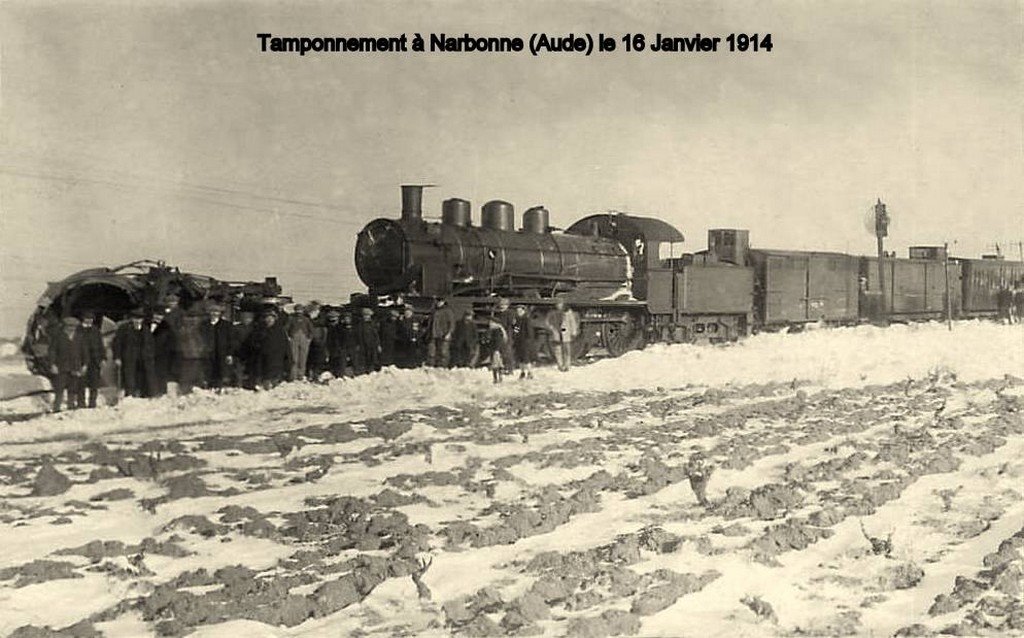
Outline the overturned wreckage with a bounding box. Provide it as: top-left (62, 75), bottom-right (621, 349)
top-left (21, 260), bottom-right (287, 378)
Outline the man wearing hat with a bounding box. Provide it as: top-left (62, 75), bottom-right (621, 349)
top-left (149, 308), bottom-right (174, 396)
top-left (176, 309), bottom-right (209, 394)
top-left (79, 311), bottom-right (106, 408)
top-left (113, 308), bottom-right (156, 397)
top-left (495, 297), bottom-right (517, 374)
top-left (397, 307), bottom-right (424, 368)
top-left (452, 309), bottom-right (479, 368)
top-left (378, 307), bottom-right (400, 367)
top-left (203, 304), bottom-right (234, 389)
top-left (545, 298), bottom-right (579, 372)
top-left (357, 307), bottom-right (381, 373)
top-left (427, 299), bottom-right (455, 368)
top-left (232, 311), bottom-right (257, 388)
top-left (306, 303), bottom-right (328, 380)
top-left (324, 308), bottom-right (347, 377)
top-left (50, 316), bottom-right (88, 411)
top-left (340, 312), bottom-right (363, 376)
top-left (163, 293), bottom-right (184, 333)
top-left (286, 304), bottom-right (314, 381)
top-left (255, 310), bottom-right (291, 389)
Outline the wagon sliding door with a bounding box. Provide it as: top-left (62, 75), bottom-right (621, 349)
top-left (807, 255), bottom-right (857, 321)
top-left (765, 254), bottom-right (809, 323)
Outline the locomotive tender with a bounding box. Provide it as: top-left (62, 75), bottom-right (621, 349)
top-left (354, 186), bottom-right (1024, 358)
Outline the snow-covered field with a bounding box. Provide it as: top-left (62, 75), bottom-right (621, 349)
top-left (1, 321), bottom-right (1022, 637)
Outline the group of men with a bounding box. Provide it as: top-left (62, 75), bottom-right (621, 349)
top-left (47, 294), bottom-right (584, 411)
top-left (423, 297), bottom-right (581, 380)
top-left (48, 295), bottom-right (302, 411)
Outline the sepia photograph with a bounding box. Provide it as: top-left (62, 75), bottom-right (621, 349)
top-left (0, 1), bottom-right (1022, 636)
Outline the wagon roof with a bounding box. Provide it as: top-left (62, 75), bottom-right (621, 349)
top-left (748, 248), bottom-right (858, 259)
top-left (567, 213), bottom-right (684, 243)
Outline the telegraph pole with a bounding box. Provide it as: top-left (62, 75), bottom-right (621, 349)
top-left (874, 199), bottom-right (889, 322)
top-left (943, 241), bottom-right (952, 331)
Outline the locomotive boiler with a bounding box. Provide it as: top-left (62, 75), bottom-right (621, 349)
top-left (355, 185), bottom-right (632, 301)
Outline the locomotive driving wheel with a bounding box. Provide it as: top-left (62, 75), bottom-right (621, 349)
top-left (601, 317), bottom-right (639, 357)
top-left (571, 330), bottom-right (593, 360)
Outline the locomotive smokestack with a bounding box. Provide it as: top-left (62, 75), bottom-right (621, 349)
top-left (400, 185), bottom-right (423, 221)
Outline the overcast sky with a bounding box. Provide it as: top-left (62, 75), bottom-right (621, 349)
top-left (1, 0), bottom-right (1021, 336)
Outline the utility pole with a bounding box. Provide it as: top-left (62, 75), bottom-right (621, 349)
top-left (874, 199), bottom-right (889, 322)
top-left (943, 241), bottom-right (952, 331)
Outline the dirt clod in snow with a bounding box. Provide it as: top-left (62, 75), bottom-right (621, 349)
top-left (740, 595), bottom-right (778, 623)
top-left (8, 620), bottom-right (100, 638)
top-left (565, 609), bottom-right (642, 637)
top-left (749, 519), bottom-right (834, 559)
top-left (89, 488), bottom-right (134, 501)
top-left (31, 463), bottom-right (71, 496)
top-left (0, 559), bottom-right (81, 587)
top-left (879, 562), bottom-right (925, 590)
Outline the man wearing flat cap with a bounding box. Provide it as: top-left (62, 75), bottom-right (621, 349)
top-left (50, 316), bottom-right (88, 411)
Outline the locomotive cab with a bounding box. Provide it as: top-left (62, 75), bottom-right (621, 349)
top-left (565, 213), bottom-right (685, 300)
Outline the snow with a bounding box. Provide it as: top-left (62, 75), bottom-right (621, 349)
top-left (0, 321), bottom-right (1022, 637)
top-left (2, 321), bottom-right (1020, 448)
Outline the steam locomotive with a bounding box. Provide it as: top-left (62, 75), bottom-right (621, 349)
top-left (355, 185), bottom-right (1024, 358)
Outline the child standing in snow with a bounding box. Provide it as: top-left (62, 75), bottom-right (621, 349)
top-left (483, 317), bottom-right (508, 384)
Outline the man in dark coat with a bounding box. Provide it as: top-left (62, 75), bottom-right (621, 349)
top-left (358, 307), bottom-right (382, 373)
top-left (79, 311), bottom-right (106, 407)
top-left (451, 310), bottom-right (479, 368)
top-left (50, 316), bottom-right (88, 411)
top-left (428, 299), bottom-right (455, 367)
top-left (232, 311), bottom-right (257, 388)
top-left (324, 309), bottom-right (348, 378)
top-left (482, 316), bottom-right (508, 384)
top-left (510, 305), bottom-right (537, 379)
top-left (113, 309), bottom-right (156, 397)
top-left (379, 308), bottom-right (399, 367)
top-left (1014, 282), bottom-right (1024, 325)
top-left (149, 309), bottom-right (175, 396)
top-left (306, 303), bottom-right (328, 380)
top-left (176, 311), bottom-right (209, 394)
top-left (163, 293), bottom-right (184, 334)
top-left (255, 311), bottom-right (292, 389)
top-left (203, 305), bottom-right (234, 388)
top-left (397, 308), bottom-right (424, 368)
top-left (341, 313), bottom-right (364, 376)
top-left (997, 286), bottom-right (1013, 324)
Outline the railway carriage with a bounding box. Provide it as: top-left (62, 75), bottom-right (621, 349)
top-left (860, 247), bottom-right (962, 322)
top-left (956, 257), bottom-right (1024, 316)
